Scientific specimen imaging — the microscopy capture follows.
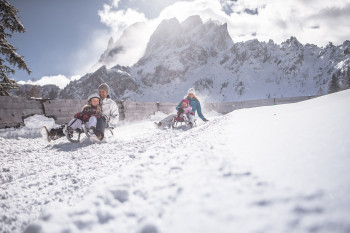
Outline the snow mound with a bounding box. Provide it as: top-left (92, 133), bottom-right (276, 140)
top-left (148, 111), bottom-right (169, 121)
top-left (0, 114), bottom-right (56, 138)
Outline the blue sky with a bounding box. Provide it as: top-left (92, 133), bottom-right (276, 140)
top-left (10, 0), bottom-right (109, 82)
top-left (9, 0), bottom-right (350, 87)
top-left (10, 0), bottom-right (182, 84)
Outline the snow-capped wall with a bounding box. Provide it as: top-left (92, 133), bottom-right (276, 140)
top-left (0, 96), bottom-right (44, 128)
top-left (0, 95), bottom-right (315, 128)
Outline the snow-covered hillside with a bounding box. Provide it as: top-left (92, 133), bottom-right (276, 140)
top-left (1, 90), bottom-right (350, 233)
top-left (59, 15), bottom-right (350, 102)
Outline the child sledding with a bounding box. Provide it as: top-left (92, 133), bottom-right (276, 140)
top-left (40, 83), bottom-right (119, 143)
top-left (41, 93), bottom-right (105, 143)
top-left (156, 88), bottom-right (209, 129)
top-left (66, 93), bottom-right (104, 142)
top-left (172, 99), bottom-right (195, 128)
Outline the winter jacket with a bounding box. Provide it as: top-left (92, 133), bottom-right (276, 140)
top-left (74, 105), bottom-right (102, 122)
top-left (101, 97), bottom-right (119, 123)
top-left (176, 96), bottom-right (205, 120)
top-left (177, 105), bottom-right (193, 118)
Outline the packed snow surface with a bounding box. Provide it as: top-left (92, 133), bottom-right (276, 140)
top-left (1, 90), bottom-right (350, 233)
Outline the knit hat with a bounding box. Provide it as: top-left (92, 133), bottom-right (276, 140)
top-left (182, 99), bottom-right (189, 105)
top-left (87, 93), bottom-right (101, 104)
top-left (98, 83), bottom-right (110, 94)
top-left (187, 88), bottom-right (195, 95)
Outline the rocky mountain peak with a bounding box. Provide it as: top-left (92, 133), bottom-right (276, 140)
top-left (58, 15), bottom-right (350, 102)
top-left (281, 36), bottom-right (303, 51)
top-left (144, 18), bottom-right (182, 56)
top-left (181, 15), bottom-right (203, 32)
top-left (107, 37), bottom-right (114, 50)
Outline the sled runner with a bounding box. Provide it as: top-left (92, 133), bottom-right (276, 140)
top-left (64, 123), bottom-right (114, 143)
top-left (64, 124), bottom-right (84, 143)
top-left (171, 115), bottom-right (196, 129)
top-left (41, 123), bottom-right (114, 144)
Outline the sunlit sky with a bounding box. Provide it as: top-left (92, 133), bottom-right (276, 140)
top-left (9, 0), bottom-right (350, 87)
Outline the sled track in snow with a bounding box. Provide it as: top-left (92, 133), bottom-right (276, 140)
top-left (0, 129), bottom-right (170, 233)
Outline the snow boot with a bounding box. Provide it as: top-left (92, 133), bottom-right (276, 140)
top-left (40, 126), bottom-right (51, 143)
top-left (154, 122), bottom-right (162, 127)
top-left (89, 129), bottom-right (103, 143)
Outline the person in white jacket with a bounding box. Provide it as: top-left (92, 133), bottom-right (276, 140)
top-left (96, 83), bottom-right (119, 137)
top-left (46, 83), bottom-right (119, 141)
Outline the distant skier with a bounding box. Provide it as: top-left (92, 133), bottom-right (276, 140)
top-left (42, 83), bottom-right (119, 142)
top-left (156, 88), bottom-right (208, 129)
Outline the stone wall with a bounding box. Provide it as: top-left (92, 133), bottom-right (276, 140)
top-left (0, 96), bottom-right (44, 128)
top-left (0, 96), bottom-right (316, 128)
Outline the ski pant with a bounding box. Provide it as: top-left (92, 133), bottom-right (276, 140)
top-left (67, 116), bottom-right (97, 130)
top-left (158, 114), bottom-right (195, 129)
top-left (50, 116), bottom-right (103, 140)
top-left (186, 113), bottom-right (195, 124)
top-left (158, 114), bottom-right (177, 129)
top-left (96, 117), bottom-right (107, 135)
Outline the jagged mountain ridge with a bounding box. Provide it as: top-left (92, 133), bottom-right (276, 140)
top-left (59, 65), bottom-right (140, 99)
top-left (60, 15), bottom-right (350, 102)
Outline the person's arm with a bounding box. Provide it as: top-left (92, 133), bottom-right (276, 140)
top-left (196, 101), bottom-right (208, 121)
top-left (79, 106), bottom-right (91, 122)
top-left (104, 100), bottom-right (118, 124)
top-left (176, 101), bottom-right (182, 111)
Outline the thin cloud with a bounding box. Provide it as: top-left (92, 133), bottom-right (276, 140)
top-left (97, 0), bottom-right (350, 60)
top-left (18, 75), bottom-right (80, 89)
top-left (98, 3), bottom-right (147, 41)
top-left (71, 29), bottom-right (112, 74)
top-left (225, 0), bottom-right (350, 45)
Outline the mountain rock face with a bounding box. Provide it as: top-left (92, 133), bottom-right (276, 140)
top-left (93, 21), bottom-right (149, 71)
top-left (60, 15), bottom-right (350, 102)
top-left (59, 65), bottom-right (140, 99)
top-left (13, 84), bottom-right (60, 99)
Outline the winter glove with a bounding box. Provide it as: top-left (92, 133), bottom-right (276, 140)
top-left (74, 112), bottom-right (81, 119)
top-left (102, 114), bottom-right (110, 122)
top-left (203, 118), bottom-right (209, 122)
top-left (83, 114), bottom-right (89, 122)
top-left (178, 108), bottom-right (184, 113)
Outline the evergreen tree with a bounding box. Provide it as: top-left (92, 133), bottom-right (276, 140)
top-left (328, 73), bottom-right (340, 94)
top-left (0, 0), bottom-right (31, 95)
top-left (345, 66), bottom-right (350, 90)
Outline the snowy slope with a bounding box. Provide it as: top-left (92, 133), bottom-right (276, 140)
top-left (1, 90), bottom-right (350, 233)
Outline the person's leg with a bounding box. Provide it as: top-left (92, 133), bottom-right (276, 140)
top-left (67, 118), bottom-right (82, 130)
top-left (86, 116), bottom-right (97, 129)
top-left (187, 114), bottom-right (194, 124)
top-left (95, 117), bottom-right (106, 140)
top-left (158, 114), bottom-right (176, 129)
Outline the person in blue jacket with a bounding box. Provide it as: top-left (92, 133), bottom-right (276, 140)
top-left (156, 88), bottom-right (208, 129)
top-left (176, 88), bottom-right (208, 122)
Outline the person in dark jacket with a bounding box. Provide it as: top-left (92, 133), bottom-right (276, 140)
top-left (67, 93), bottom-right (104, 140)
top-left (156, 88), bottom-right (208, 129)
top-left (44, 83), bottom-right (118, 141)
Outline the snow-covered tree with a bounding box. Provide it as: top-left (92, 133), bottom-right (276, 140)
top-left (328, 73), bottom-right (340, 94)
top-left (0, 0), bottom-right (31, 96)
top-left (344, 67), bottom-right (350, 90)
